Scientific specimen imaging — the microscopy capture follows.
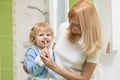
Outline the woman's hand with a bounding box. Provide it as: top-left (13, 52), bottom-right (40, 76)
top-left (40, 48), bottom-right (57, 69)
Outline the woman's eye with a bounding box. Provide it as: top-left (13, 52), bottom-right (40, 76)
top-left (71, 23), bottom-right (80, 27)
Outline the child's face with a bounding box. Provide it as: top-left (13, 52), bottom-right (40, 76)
top-left (35, 30), bottom-right (52, 49)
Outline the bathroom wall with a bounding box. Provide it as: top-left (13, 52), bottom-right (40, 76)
top-left (2, 0), bottom-right (120, 80)
top-left (94, 0), bottom-right (120, 80)
top-left (94, 0), bottom-right (112, 53)
top-left (57, 0), bottom-right (68, 30)
top-left (0, 0), bottom-right (13, 80)
top-left (13, 0), bottom-right (49, 80)
top-left (69, 0), bottom-right (94, 9)
top-left (111, 0), bottom-right (120, 51)
top-left (98, 52), bottom-right (120, 80)
top-left (69, 0), bottom-right (78, 9)
top-left (49, 0), bottom-right (69, 35)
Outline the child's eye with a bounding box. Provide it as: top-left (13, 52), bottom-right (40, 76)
top-left (39, 34), bottom-right (44, 36)
top-left (47, 34), bottom-right (51, 36)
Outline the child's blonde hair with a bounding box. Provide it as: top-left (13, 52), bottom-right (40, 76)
top-left (29, 22), bottom-right (54, 44)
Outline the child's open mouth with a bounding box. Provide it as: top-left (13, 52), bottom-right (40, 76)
top-left (42, 40), bottom-right (49, 47)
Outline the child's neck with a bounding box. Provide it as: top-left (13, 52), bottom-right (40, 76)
top-left (38, 46), bottom-right (49, 50)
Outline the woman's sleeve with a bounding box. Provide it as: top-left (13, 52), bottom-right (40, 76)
top-left (86, 50), bottom-right (101, 63)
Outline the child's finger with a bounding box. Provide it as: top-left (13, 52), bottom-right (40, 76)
top-left (44, 40), bottom-right (47, 48)
top-left (41, 49), bottom-right (50, 58)
top-left (40, 53), bottom-right (49, 61)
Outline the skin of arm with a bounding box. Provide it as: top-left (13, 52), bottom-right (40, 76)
top-left (40, 49), bottom-right (97, 80)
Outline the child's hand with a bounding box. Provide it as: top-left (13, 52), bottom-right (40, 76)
top-left (41, 47), bottom-right (50, 58)
top-left (44, 40), bottom-right (47, 48)
top-left (39, 40), bottom-right (49, 60)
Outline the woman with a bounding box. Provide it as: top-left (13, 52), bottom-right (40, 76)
top-left (40, 0), bottom-right (102, 80)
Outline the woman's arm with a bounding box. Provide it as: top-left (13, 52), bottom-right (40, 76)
top-left (40, 49), bottom-right (97, 80)
top-left (55, 65), bottom-right (83, 80)
top-left (54, 62), bottom-right (96, 80)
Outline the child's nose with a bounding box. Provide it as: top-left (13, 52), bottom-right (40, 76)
top-left (44, 35), bottom-right (48, 38)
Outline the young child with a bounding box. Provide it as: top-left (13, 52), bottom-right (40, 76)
top-left (23, 22), bottom-right (55, 80)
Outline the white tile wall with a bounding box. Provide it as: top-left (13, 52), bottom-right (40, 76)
top-left (13, 0), bottom-right (49, 80)
top-left (99, 52), bottom-right (120, 80)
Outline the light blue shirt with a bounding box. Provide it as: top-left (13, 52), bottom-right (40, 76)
top-left (24, 45), bottom-right (55, 80)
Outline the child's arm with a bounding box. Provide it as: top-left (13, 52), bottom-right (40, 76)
top-left (35, 55), bottom-right (44, 66)
top-left (24, 48), bottom-right (48, 76)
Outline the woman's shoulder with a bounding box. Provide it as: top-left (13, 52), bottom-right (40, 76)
top-left (57, 22), bottom-right (69, 35)
top-left (59, 22), bottom-right (69, 30)
top-left (55, 22), bottom-right (69, 42)
top-left (60, 22), bottom-right (69, 27)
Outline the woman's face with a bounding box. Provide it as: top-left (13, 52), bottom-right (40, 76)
top-left (34, 30), bottom-right (52, 49)
top-left (70, 22), bottom-right (81, 35)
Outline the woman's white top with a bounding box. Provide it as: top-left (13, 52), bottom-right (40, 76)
top-left (54, 22), bottom-right (100, 80)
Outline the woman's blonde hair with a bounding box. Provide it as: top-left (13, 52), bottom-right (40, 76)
top-left (29, 22), bottom-right (54, 44)
top-left (67, 0), bottom-right (102, 56)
